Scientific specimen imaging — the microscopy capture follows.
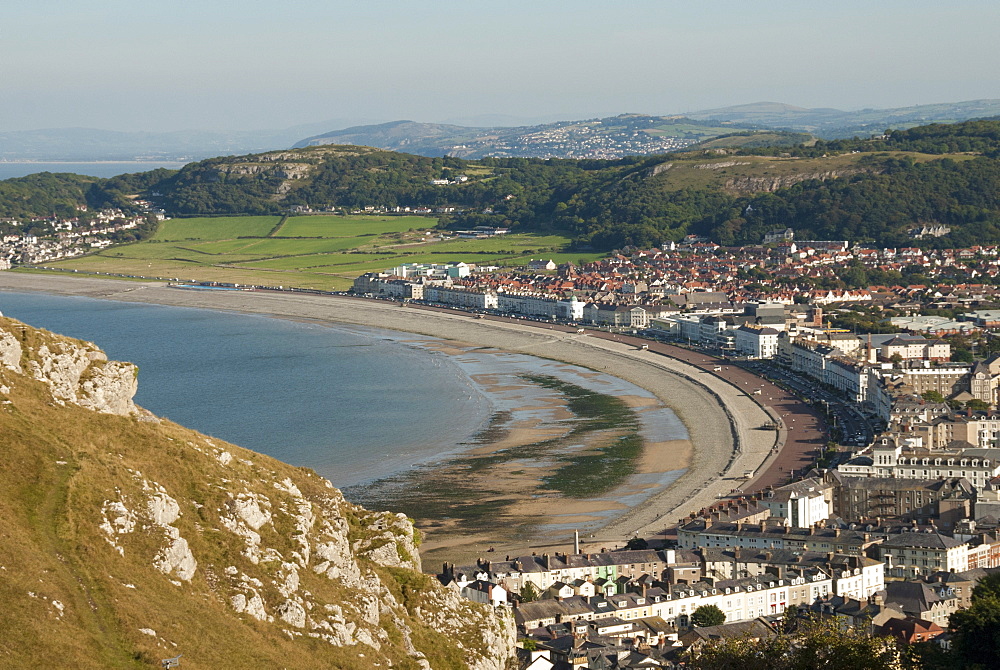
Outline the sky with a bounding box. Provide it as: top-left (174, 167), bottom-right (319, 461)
top-left (4, 0), bottom-right (999, 133)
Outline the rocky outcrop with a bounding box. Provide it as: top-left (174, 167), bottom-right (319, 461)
top-left (1, 317), bottom-right (139, 415)
top-left (724, 167), bottom-right (873, 194)
top-left (0, 328), bottom-right (22, 372)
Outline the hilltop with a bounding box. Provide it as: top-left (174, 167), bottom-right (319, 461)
top-left (0, 316), bottom-right (514, 668)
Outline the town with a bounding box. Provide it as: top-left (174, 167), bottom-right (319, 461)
top-left (0, 202), bottom-right (163, 269)
top-left (349, 233), bottom-right (1000, 668)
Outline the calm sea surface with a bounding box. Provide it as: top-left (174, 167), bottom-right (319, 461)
top-left (0, 162), bottom-right (187, 179)
top-left (0, 291), bottom-right (687, 493)
top-left (0, 291), bottom-right (495, 487)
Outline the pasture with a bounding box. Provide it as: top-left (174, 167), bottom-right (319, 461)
top-left (42, 214), bottom-right (603, 291)
top-left (151, 216), bottom-right (280, 241)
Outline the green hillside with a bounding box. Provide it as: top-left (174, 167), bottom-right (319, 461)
top-left (7, 118), bottom-right (1000, 252)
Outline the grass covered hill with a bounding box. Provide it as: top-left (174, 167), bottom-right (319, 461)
top-left (7, 118), bottom-right (1000, 251)
top-left (0, 317), bottom-right (514, 669)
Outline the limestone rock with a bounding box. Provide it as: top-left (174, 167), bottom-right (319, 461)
top-left (0, 329), bottom-right (22, 372)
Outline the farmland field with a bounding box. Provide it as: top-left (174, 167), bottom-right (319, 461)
top-left (275, 215), bottom-right (431, 237)
top-left (151, 216), bottom-right (281, 241)
top-left (41, 214), bottom-right (604, 291)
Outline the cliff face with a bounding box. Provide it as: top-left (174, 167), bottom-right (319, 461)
top-left (723, 167), bottom-right (872, 194)
top-left (0, 321), bottom-right (139, 415)
top-left (0, 316), bottom-right (515, 670)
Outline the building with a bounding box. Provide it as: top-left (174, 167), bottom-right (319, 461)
top-left (878, 532), bottom-right (968, 578)
top-left (735, 325), bottom-right (781, 359)
top-left (824, 471), bottom-right (974, 529)
top-left (676, 520), bottom-right (882, 556)
top-left (880, 335), bottom-right (951, 363)
top-left (583, 304), bottom-right (650, 329)
top-left (758, 478), bottom-right (832, 528)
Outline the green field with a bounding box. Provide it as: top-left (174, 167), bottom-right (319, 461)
top-left (152, 216), bottom-right (281, 241)
top-left (275, 214), bottom-right (429, 237)
top-left (44, 214), bottom-right (604, 291)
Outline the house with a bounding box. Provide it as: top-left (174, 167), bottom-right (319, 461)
top-left (882, 581), bottom-right (961, 629)
top-left (880, 617), bottom-right (944, 644)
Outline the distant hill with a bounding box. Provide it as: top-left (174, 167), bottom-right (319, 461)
top-left (296, 100), bottom-right (1000, 158)
top-left (294, 114), bottom-right (754, 159)
top-left (685, 98), bottom-right (1000, 138)
top-left (686, 130), bottom-right (816, 151)
top-left (5, 98), bottom-right (999, 162)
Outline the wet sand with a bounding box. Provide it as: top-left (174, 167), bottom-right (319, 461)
top-left (0, 274), bottom-right (778, 563)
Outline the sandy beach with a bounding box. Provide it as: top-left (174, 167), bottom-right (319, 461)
top-left (0, 274), bottom-right (780, 563)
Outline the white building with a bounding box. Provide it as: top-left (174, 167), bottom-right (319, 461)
top-left (735, 325), bottom-right (780, 359)
top-left (758, 478), bottom-right (831, 528)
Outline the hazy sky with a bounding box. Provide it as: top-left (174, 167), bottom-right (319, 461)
top-left (4, 0), bottom-right (999, 132)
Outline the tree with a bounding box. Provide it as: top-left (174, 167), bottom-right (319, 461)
top-left (520, 582), bottom-right (540, 603)
top-left (921, 390), bottom-right (946, 403)
top-left (686, 614), bottom-right (901, 670)
top-left (966, 399), bottom-right (990, 412)
top-left (949, 595), bottom-right (1000, 669)
top-left (690, 604), bottom-right (726, 628)
top-left (625, 537), bottom-right (648, 550)
top-left (972, 571), bottom-right (1000, 601)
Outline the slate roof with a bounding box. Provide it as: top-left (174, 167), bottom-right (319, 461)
top-left (881, 531), bottom-right (966, 550)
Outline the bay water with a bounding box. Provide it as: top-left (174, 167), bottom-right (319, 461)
top-left (0, 291), bottom-right (687, 499)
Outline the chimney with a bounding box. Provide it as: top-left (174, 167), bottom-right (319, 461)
top-left (543, 553), bottom-right (550, 569)
top-left (575, 529), bottom-right (580, 555)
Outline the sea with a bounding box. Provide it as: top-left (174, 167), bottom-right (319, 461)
top-left (0, 291), bottom-right (687, 492)
top-left (0, 162), bottom-right (188, 180)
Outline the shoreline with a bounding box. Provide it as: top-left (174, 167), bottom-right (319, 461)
top-left (0, 273), bottom-right (779, 563)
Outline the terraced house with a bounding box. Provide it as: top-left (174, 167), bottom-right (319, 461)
top-left (442, 549), bottom-right (674, 596)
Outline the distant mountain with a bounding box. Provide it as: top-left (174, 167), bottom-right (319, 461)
top-left (294, 114), bottom-right (754, 159)
top-left (7, 99), bottom-right (999, 162)
top-left (685, 99), bottom-right (1000, 138)
top-left (296, 99), bottom-right (1000, 158)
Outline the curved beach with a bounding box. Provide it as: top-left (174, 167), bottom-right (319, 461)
top-left (0, 274), bottom-right (781, 559)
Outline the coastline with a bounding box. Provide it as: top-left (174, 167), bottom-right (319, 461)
top-left (0, 273), bottom-right (779, 563)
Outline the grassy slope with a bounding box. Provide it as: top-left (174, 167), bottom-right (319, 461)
top-left (0, 320), bottom-right (504, 669)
